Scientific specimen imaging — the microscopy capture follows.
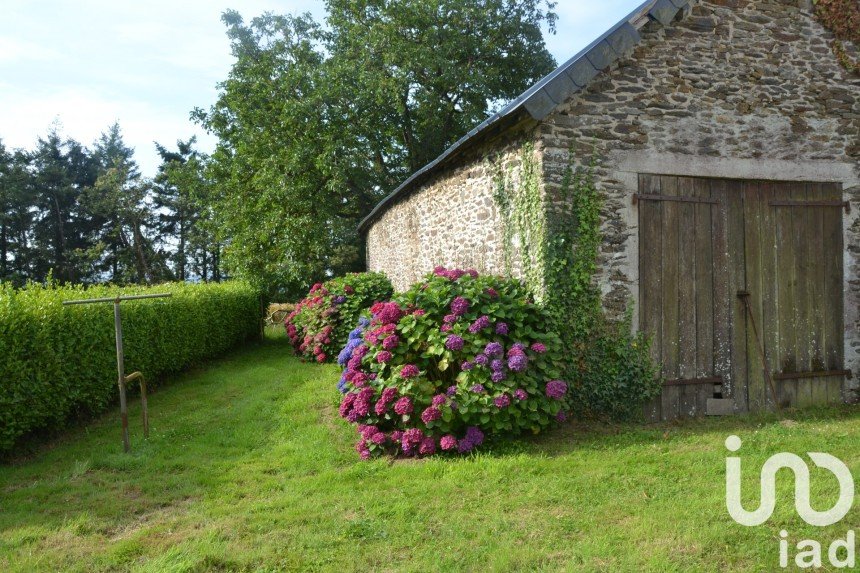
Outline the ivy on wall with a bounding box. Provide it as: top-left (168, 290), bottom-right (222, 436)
top-left (493, 147), bottom-right (660, 420)
top-left (814, 0), bottom-right (860, 75)
top-left (492, 143), bottom-right (547, 300)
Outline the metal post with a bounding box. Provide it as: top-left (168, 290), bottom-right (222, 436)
top-left (114, 299), bottom-right (130, 453)
top-left (63, 292), bottom-right (170, 452)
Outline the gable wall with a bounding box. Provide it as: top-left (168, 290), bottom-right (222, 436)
top-left (539, 0), bottom-right (859, 392)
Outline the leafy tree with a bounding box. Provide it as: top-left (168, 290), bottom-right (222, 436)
top-left (195, 0), bottom-right (557, 297)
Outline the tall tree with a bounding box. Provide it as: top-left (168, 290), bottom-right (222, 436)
top-left (0, 144), bottom-right (37, 284)
top-left (0, 140), bottom-right (12, 278)
top-left (152, 138), bottom-right (213, 281)
top-left (195, 0), bottom-right (557, 296)
top-left (29, 129), bottom-right (99, 283)
top-left (83, 123), bottom-right (166, 284)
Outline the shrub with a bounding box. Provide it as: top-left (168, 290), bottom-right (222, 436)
top-left (285, 272), bottom-right (392, 363)
top-left (337, 267), bottom-right (568, 459)
top-left (568, 308), bottom-right (661, 420)
top-left (0, 281), bottom-right (261, 453)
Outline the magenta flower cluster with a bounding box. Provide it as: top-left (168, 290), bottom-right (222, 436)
top-left (450, 296), bottom-right (470, 316)
top-left (545, 380), bottom-right (568, 400)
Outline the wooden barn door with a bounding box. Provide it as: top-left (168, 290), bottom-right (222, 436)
top-left (743, 182), bottom-right (846, 410)
top-left (638, 175), bottom-right (732, 421)
top-left (639, 176), bottom-right (846, 421)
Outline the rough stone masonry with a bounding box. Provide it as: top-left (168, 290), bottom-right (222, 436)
top-left (363, 0), bottom-right (860, 395)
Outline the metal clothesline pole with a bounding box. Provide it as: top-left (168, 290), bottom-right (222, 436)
top-left (63, 293), bottom-right (172, 452)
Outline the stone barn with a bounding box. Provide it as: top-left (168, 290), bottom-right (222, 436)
top-left (358, 0), bottom-right (860, 419)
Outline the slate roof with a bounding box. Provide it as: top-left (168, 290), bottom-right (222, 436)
top-left (358, 0), bottom-right (692, 233)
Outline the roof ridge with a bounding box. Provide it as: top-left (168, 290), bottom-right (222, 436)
top-left (358, 0), bottom-right (693, 233)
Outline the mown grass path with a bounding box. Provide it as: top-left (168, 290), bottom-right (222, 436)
top-left (1, 330), bottom-right (858, 572)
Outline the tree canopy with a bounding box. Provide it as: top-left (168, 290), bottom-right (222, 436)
top-left (194, 0), bottom-right (558, 297)
top-left (0, 125), bottom-right (219, 286)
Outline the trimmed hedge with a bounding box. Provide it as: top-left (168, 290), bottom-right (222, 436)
top-left (0, 281), bottom-right (261, 453)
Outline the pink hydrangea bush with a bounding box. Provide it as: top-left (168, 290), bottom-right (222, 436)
top-left (285, 272), bottom-right (392, 363)
top-left (338, 267), bottom-right (570, 458)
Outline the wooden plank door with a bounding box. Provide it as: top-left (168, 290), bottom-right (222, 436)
top-left (639, 175), bottom-right (727, 421)
top-left (639, 177), bottom-right (846, 420)
top-left (753, 182), bottom-right (846, 406)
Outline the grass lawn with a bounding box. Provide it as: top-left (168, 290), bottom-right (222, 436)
top-left (1, 329), bottom-right (858, 572)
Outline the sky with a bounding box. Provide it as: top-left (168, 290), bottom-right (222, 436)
top-left (0, 0), bottom-right (644, 176)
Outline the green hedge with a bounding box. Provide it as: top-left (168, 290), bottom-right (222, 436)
top-left (0, 281), bottom-right (261, 453)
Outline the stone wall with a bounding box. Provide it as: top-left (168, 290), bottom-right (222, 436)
top-left (365, 0), bottom-right (860, 392)
top-left (539, 0), bottom-right (860, 391)
top-left (365, 126), bottom-right (540, 291)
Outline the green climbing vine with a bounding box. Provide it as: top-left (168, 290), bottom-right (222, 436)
top-left (493, 147), bottom-right (660, 420)
top-left (814, 0), bottom-right (860, 75)
top-left (492, 143), bottom-right (547, 301)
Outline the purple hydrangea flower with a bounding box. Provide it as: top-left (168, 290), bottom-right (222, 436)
top-left (475, 354), bottom-right (489, 366)
top-left (470, 384), bottom-right (485, 394)
top-left (394, 396), bottom-right (414, 415)
top-left (382, 335), bottom-right (399, 351)
top-left (484, 342), bottom-right (503, 357)
top-left (445, 335), bottom-right (465, 351)
top-left (420, 406), bottom-right (441, 424)
top-left (457, 439), bottom-right (474, 453)
top-left (358, 316), bottom-right (371, 328)
top-left (461, 361), bottom-right (474, 371)
top-left (419, 437), bottom-right (437, 456)
top-left (530, 342), bottom-right (547, 353)
top-left (468, 315), bottom-right (491, 334)
top-left (432, 394), bottom-right (447, 407)
top-left (446, 385), bottom-right (458, 397)
top-left (491, 370), bottom-right (506, 383)
top-left (495, 322), bottom-right (509, 335)
top-left (374, 398), bottom-right (388, 415)
top-left (465, 426), bottom-right (484, 446)
top-left (440, 435), bottom-right (458, 451)
top-left (401, 428), bottom-right (424, 451)
top-left (375, 302), bottom-right (404, 325)
top-left (358, 424), bottom-right (378, 439)
top-left (490, 359), bottom-right (504, 372)
top-left (508, 353), bottom-right (528, 372)
top-left (400, 364), bottom-right (420, 378)
top-left (450, 297), bottom-right (470, 316)
top-left (545, 380), bottom-right (568, 400)
top-left (494, 394), bottom-right (511, 408)
top-left (443, 314), bottom-right (457, 324)
top-left (381, 387), bottom-right (398, 403)
top-left (514, 389), bottom-right (528, 401)
top-left (376, 351), bottom-right (392, 363)
top-left (371, 432), bottom-right (386, 445)
top-left (333, 295), bottom-right (347, 304)
top-left (556, 410), bottom-right (568, 423)
top-left (440, 324), bottom-right (453, 332)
